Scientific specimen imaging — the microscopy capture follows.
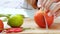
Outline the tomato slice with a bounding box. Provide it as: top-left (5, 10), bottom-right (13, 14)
top-left (4, 28), bottom-right (23, 33)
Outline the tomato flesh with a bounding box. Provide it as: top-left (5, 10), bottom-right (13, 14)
top-left (34, 9), bottom-right (54, 28)
top-left (4, 28), bottom-right (23, 33)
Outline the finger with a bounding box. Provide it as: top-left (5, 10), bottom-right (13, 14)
top-left (55, 9), bottom-right (60, 15)
top-left (52, 2), bottom-right (60, 14)
top-left (54, 0), bottom-right (60, 2)
top-left (52, 10), bottom-right (60, 19)
top-left (42, 0), bottom-right (47, 7)
top-left (55, 10), bottom-right (60, 17)
top-left (45, 0), bottom-right (54, 9)
top-left (38, 0), bottom-right (44, 8)
top-left (39, 0), bottom-right (44, 5)
top-left (50, 2), bottom-right (60, 15)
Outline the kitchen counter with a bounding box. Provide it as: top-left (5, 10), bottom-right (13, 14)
top-left (1, 18), bottom-right (60, 34)
top-left (0, 8), bottom-right (60, 34)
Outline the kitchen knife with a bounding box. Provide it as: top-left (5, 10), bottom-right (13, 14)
top-left (41, 7), bottom-right (48, 29)
top-left (44, 15), bottom-right (48, 29)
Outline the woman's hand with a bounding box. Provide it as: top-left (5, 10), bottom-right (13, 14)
top-left (40, 0), bottom-right (60, 9)
top-left (39, 0), bottom-right (60, 18)
top-left (49, 2), bottom-right (60, 18)
top-left (26, 0), bottom-right (38, 9)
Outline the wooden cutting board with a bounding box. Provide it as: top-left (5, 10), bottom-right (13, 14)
top-left (2, 18), bottom-right (60, 34)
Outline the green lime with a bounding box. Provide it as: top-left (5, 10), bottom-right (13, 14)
top-left (8, 14), bottom-right (24, 28)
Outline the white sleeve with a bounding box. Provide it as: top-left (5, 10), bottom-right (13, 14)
top-left (18, 0), bottom-right (34, 9)
top-left (0, 0), bottom-right (21, 8)
top-left (0, 0), bottom-right (34, 9)
top-left (37, 0), bottom-right (41, 8)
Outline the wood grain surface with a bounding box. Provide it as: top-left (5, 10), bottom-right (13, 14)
top-left (1, 18), bottom-right (60, 34)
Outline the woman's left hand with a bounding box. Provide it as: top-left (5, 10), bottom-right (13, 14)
top-left (48, 2), bottom-right (60, 18)
top-left (40, 0), bottom-right (60, 9)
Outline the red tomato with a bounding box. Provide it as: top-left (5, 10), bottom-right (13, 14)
top-left (34, 9), bottom-right (54, 28)
top-left (5, 28), bottom-right (23, 33)
top-left (0, 20), bottom-right (4, 32)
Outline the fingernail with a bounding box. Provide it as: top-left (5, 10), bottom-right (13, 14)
top-left (48, 12), bottom-right (52, 16)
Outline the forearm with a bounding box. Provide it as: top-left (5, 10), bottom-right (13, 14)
top-left (26, 0), bottom-right (38, 9)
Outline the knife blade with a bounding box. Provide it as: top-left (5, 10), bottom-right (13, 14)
top-left (43, 15), bottom-right (48, 29)
top-left (41, 7), bottom-right (48, 29)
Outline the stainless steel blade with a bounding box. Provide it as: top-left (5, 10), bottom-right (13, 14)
top-left (44, 15), bottom-right (48, 29)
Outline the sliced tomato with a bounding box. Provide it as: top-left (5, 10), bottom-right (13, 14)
top-left (34, 9), bottom-right (54, 28)
top-left (4, 28), bottom-right (23, 33)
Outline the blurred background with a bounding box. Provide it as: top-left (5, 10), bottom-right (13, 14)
top-left (0, 0), bottom-right (38, 18)
top-left (0, 0), bottom-right (60, 23)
